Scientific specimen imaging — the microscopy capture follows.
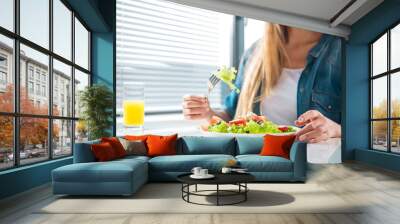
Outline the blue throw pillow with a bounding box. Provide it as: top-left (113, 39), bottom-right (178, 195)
top-left (236, 137), bottom-right (264, 155)
top-left (179, 136), bottom-right (235, 155)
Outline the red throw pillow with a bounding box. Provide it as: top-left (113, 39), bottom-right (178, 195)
top-left (146, 134), bottom-right (178, 157)
top-left (91, 142), bottom-right (118, 162)
top-left (101, 137), bottom-right (127, 158)
top-left (259, 134), bottom-right (296, 159)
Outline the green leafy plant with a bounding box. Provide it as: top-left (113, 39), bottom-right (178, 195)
top-left (79, 84), bottom-right (113, 140)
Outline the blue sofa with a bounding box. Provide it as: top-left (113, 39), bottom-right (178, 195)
top-left (52, 136), bottom-right (307, 196)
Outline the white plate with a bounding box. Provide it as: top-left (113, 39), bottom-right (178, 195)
top-left (190, 174), bottom-right (215, 179)
top-left (200, 126), bottom-right (300, 137)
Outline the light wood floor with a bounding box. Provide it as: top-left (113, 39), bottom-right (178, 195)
top-left (1, 162), bottom-right (400, 224)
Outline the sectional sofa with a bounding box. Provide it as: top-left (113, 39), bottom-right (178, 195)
top-left (52, 136), bottom-right (307, 196)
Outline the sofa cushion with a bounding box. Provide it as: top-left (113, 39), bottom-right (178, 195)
top-left (115, 155), bottom-right (150, 164)
top-left (73, 140), bottom-right (100, 163)
top-left (149, 154), bottom-right (235, 172)
top-left (101, 137), bottom-right (127, 158)
top-left (236, 155), bottom-right (293, 172)
top-left (259, 134), bottom-right (295, 159)
top-left (53, 158), bottom-right (147, 183)
top-left (91, 142), bottom-right (118, 162)
top-left (236, 137), bottom-right (263, 155)
top-left (119, 138), bottom-right (147, 156)
top-left (147, 134), bottom-right (178, 157)
top-left (178, 136), bottom-right (235, 155)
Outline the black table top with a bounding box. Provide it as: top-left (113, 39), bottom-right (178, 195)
top-left (177, 172), bottom-right (255, 185)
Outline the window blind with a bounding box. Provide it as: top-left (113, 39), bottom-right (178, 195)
top-left (116, 0), bottom-right (233, 114)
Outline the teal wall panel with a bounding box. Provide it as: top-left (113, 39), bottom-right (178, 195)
top-left (346, 0), bottom-right (400, 171)
top-left (0, 158), bottom-right (72, 199)
top-left (92, 32), bottom-right (114, 87)
top-left (355, 149), bottom-right (400, 172)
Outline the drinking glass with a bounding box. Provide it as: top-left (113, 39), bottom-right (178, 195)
top-left (122, 82), bottom-right (145, 133)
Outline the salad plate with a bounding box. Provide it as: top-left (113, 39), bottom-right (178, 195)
top-left (201, 113), bottom-right (300, 137)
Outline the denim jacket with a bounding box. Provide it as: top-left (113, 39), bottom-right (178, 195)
top-left (224, 34), bottom-right (343, 124)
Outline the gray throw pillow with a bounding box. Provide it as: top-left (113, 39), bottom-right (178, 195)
top-left (118, 138), bottom-right (147, 156)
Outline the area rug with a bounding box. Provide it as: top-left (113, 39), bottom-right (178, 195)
top-left (37, 183), bottom-right (362, 214)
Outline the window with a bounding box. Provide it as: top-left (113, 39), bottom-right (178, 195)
top-left (35, 70), bottom-right (40, 81)
top-left (53, 0), bottom-right (72, 60)
top-left (74, 18), bottom-right (89, 70)
top-left (28, 67), bottom-right (34, 80)
top-left (116, 0), bottom-right (233, 135)
top-left (0, 72), bottom-right (7, 85)
top-left (0, 55), bottom-right (7, 67)
top-left (28, 81), bottom-right (34, 94)
top-left (53, 59), bottom-right (72, 117)
top-left (0, 0), bottom-right (91, 170)
top-left (53, 119), bottom-right (72, 158)
top-left (74, 69), bottom-right (89, 119)
top-left (42, 85), bottom-right (46, 97)
top-left (371, 23), bottom-right (400, 153)
top-left (0, 116), bottom-right (13, 169)
top-left (0, 35), bottom-right (13, 113)
top-left (35, 84), bottom-right (41, 96)
top-left (20, 0), bottom-right (49, 49)
top-left (0, 0), bottom-right (14, 32)
top-left (244, 18), bottom-right (265, 50)
top-left (0, 54), bottom-right (8, 90)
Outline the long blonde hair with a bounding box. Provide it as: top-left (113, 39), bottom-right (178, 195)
top-left (235, 23), bottom-right (289, 118)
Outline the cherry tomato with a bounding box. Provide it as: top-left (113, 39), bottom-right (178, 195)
top-left (229, 118), bottom-right (247, 126)
top-left (209, 116), bottom-right (223, 125)
top-left (278, 126), bottom-right (289, 132)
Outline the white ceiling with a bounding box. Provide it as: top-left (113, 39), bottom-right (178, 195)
top-left (166, 0), bottom-right (384, 37)
top-left (225, 0), bottom-right (352, 22)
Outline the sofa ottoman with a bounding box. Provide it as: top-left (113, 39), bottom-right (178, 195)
top-left (52, 156), bottom-right (148, 196)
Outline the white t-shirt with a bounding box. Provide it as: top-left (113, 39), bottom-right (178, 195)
top-left (260, 68), bottom-right (304, 125)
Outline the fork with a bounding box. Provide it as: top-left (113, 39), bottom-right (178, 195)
top-left (207, 73), bottom-right (220, 98)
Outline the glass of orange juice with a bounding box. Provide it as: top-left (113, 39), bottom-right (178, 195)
top-left (123, 82), bottom-right (144, 132)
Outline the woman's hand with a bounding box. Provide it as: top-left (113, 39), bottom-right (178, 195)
top-left (182, 95), bottom-right (213, 120)
top-left (295, 110), bottom-right (341, 143)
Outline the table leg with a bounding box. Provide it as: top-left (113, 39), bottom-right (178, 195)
top-left (245, 183), bottom-right (247, 201)
top-left (187, 184), bottom-right (190, 202)
top-left (217, 184), bottom-right (219, 206)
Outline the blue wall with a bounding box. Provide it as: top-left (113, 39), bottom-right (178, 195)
top-left (346, 0), bottom-right (400, 171)
top-left (0, 158), bottom-right (72, 199)
top-left (0, 0), bottom-right (116, 200)
top-left (91, 32), bottom-right (115, 135)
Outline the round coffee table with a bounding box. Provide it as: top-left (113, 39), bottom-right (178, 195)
top-left (177, 173), bottom-right (255, 206)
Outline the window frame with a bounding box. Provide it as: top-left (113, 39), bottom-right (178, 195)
top-left (0, 0), bottom-right (92, 171)
top-left (370, 20), bottom-right (400, 154)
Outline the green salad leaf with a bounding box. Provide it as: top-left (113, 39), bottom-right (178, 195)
top-left (208, 121), bottom-right (229, 133)
top-left (214, 66), bottom-right (240, 93)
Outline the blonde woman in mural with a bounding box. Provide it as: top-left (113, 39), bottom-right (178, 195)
top-left (183, 23), bottom-right (342, 143)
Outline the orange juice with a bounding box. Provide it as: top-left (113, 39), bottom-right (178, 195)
top-left (123, 100), bottom-right (144, 126)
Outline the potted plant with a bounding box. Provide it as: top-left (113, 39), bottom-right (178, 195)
top-left (79, 84), bottom-right (113, 140)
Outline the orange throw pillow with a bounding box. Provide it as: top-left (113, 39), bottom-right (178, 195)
top-left (259, 134), bottom-right (296, 159)
top-left (91, 142), bottom-right (117, 162)
top-left (101, 137), bottom-right (127, 158)
top-left (146, 134), bottom-right (178, 157)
